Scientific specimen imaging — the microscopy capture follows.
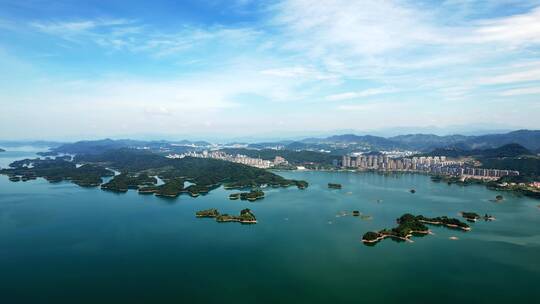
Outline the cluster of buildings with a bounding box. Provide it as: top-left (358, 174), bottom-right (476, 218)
top-left (339, 154), bottom-right (519, 179)
top-left (167, 150), bottom-right (288, 169)
top-left (341, 155), bottom-right (456, 171)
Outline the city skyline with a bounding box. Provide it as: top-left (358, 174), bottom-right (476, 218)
top-left (1, 0), bottom-right (540, 139)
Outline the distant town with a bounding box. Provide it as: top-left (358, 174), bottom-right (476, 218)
top-left (340, 154), bottom-right (520, 180)
top-left (167, 150), bottom-right (289, 169)
top-left (167, 149), bottom-right (520, 181)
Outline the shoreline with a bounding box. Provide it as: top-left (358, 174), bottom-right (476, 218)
top-left (362, 230), bottom-right (430, 244)
top-left (276, 168), bottom-right (539, 200)
top-left (418, 219), bottom-right (471, 231)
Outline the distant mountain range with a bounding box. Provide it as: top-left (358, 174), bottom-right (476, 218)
top-left (8, 129), bottom-right (540, 155)
top-left (423, 143), bottom-right (533, 158)
top-left (51, 139), bottom-right (212, 155)
top-left (248, 130), bottom-right (540, 153)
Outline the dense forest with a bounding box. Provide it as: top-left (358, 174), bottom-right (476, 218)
top-left (77, 148), bottom-right (308, 190)
top-left (1, 148), bottom-right (308, 196)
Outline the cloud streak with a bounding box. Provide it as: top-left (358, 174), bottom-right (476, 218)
top-left (1, 0), bottom-right (540, 138)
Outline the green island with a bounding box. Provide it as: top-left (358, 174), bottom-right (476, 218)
top-left (0, 148), bottom-right (307, 200)
top-left (229, 193), bottom-right (240, 200)
top-left (196, 208), bottom-right (257, 224)
top-left (0, 148), bottom-right (5, 152)
top-left (461, 212), bottom-right (480, 222)
top-left (0, 157), bottom-right (113, 187)
top-left (9, 175), bottom-right (22, 182)
top-left (362, 213), bottom-right (470, 245)
top-left (229, 189), bottom-right (265, 201)
top-left (460, 211), bottom-right (495, 222)
top-left (195, 208), bottom-right (220, 218)
top-left (224, 179), bottom-right (307, 190)
top-left (328, 183), bottom-right (342, 189)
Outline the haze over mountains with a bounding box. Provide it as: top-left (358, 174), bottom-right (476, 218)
top-left (12, 129), bottom-right (536, 156)
top-left (250, 130), bottom-right (540, 152)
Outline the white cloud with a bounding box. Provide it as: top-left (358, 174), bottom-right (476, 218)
top-left (31, 19), bottom-right (132, 34)
top-left (29, 18), bottom-right (260, 57)
top-left (326, 88), bottom-right (394, 101)
top-left (260, 66), bottom-right (337, 80)
top-left (478, 66), bottom-right (540, 85)
top-left (337, 104), bottom-right (377, 111)
top-left (500, 86), bottom-right (540, 96)
top-left (472, 6), bottom-right (540, 46)
top-left (273, 0), bottom-right (439, 56)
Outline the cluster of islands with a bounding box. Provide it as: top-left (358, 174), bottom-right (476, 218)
top-left (0, 141), bottom-right (526, 246)
top-left (196, 208), bottom-right (257, 224)
top-left (0, 149), bottom-right (309, 200)
top-left (362, 212), bottom-right (495, 245)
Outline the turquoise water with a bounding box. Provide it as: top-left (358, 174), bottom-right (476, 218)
top-left (1, 150), bottom-right (540, 303)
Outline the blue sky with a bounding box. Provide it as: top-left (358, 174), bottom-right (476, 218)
top-left (1, 0), bottom-right (540, 140)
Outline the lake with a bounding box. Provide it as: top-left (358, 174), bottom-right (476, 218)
top-left (1, 150), bottom-right (539, 303)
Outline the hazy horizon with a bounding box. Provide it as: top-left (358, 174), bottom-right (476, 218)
top-left (2, 1), bottom-right (540, 139)
top-left (0, 125), bottom-right (534, 144)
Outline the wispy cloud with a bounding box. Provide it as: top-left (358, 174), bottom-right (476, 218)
top-left (29, 18), bottom-right (260, 57)
top-left (478, 66), bottom-right (540, 85)
top-left (471, 6), bottom-right (540, 46)
top-left (31, 18), bottom-right (133, 34)
top-left (326, 88), bottom-right (395, 101)
top-left (260, 66), bottom-right (337, 80)
top-left (500, 86), bottom-right (540, 96)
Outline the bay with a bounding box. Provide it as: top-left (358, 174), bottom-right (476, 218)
top-left (1, 150), bottom-right (540, 303)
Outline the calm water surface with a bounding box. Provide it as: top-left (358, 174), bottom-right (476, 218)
top-left (1, 150), bottom-right (540, 303)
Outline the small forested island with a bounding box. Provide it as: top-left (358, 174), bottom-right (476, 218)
top-left (195, 208), bottom-right (220, 218)
top-left (196, 208), bottom-right (257, 224)
top-left (229, 190), bottom-right (265, 201)
top-left (0, 148), bottom-right (308, 200)
top-left (410, 189), bottom-right (416, 193)
top-left (0, 148), bottom-right (5, 152)
top-left (362, 213), bottom-right (470, 245)
top-left (461, 212), bottom-right (480, 222)
top-left (9, 175), bottom-right (21, 182)
top-left (328, 183), bottom-right (342, 189)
